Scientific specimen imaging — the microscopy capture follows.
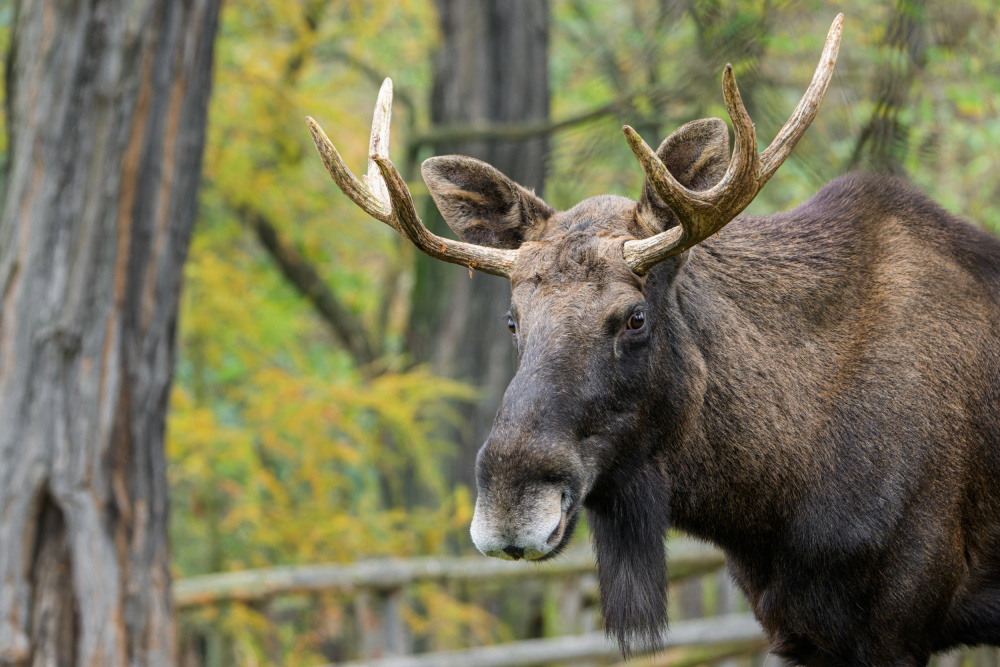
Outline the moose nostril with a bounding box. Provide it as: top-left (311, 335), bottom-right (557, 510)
top-left (503, 546), bottom-right (525, 560)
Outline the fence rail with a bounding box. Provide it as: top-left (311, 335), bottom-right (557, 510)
top-left (174, 539), bottom-right (753, 666)
top-left (174, 539), bottom-right (725, 609)
top-left (327, 613), bottom-right (765, 667)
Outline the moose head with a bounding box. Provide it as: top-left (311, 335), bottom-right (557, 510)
top-left (307, 15), bottom-right (843, 653)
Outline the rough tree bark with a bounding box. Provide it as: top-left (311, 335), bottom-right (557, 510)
top-left (0, 1), bottom-right (220, 665)
top-left (408, 0), bottom-right (550, 490)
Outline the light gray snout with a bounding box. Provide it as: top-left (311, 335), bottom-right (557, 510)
top-left (470, 485), bottom-right (570, 560)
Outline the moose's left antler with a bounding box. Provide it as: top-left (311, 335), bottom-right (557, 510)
top-left (621, 14), bottom-right (844, 275)
top-left (306, 79), bottom-right (519, 278)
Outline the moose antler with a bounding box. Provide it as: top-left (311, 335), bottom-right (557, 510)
top-left (622, 14), bottom-right (845, 275)
top-left (306, 79), bottom-right (520, 278)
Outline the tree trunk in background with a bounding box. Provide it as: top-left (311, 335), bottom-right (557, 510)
top-left (0, 1), bottom-right (219, 665)
top-left (847, 0), bottom-right (926, 174)
top-left (409, 0), bottom-right (550, 491)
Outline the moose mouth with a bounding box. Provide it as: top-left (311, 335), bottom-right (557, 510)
top-left (534, 500), bottom-right (582, 561)
top-left (471, 487), bottom-right (584, 561)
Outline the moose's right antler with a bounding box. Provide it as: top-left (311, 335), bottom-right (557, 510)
top-left (621, 14), bottom-right (844, 275)
top-left (306, 79), bottom-right (519, 278)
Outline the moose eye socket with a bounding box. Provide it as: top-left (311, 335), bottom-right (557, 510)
top-left (626, 310), bottom-right (646, 331)
top-left (507, 316), bottom-right (517, 335)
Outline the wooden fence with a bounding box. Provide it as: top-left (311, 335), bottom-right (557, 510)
top-left (174, 542), bottom-right (1000, 667)
top-left (174, 539), bottom-right (768, 666)
top-left (326, 614), bottom-right (765, 667)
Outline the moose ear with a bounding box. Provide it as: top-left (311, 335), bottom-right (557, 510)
top-left (421, 156), bottom-right (554, 249)
top-left (636, 118), bottom-right (730, 233)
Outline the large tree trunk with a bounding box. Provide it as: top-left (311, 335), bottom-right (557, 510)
top-left (0, 1), bottom-right (220, 665)
top-left (408, 0), bottom-right (550, 491)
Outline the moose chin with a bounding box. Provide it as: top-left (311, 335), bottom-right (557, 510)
top-left (308, 13), bottom-right (1000, 666)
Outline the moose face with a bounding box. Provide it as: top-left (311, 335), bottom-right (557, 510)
top-left (462, 202), bottom-right (658, 561)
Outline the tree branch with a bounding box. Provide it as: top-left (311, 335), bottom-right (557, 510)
top-left (240, 206), bottom-right (377, 368)
top-left (402, 86), bottom-right (675, 154)
top-left (407, 104), bottom-right (615, 149)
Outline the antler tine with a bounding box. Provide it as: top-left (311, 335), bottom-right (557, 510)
top-left (621, 14), bottom-right (844, 275)
top-left (372, 156), bottom-right (519, 278)
top-left (713, 63), bottom-right (760, 205)
top-left (305, 116), bottom-right (393, 225)
top-left (621, 127), bottom-right (705, 230)
top-left (759, 13), bottom-right (844, 186)
top-left (308, 78), bottom-right (401, 232)
top-left (364, 78), bottom-right (393, 210)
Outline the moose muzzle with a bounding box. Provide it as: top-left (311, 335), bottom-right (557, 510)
top-left (470, 425), bottom-right (588, 561)
top-left (470, 482), bottom-right (572, 560)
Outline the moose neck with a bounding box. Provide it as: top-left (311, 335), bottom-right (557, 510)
top-left (650, 213), bottom-right (858, 556)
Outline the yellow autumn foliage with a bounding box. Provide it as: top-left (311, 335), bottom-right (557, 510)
top-left (167, 1), bottom-right (510, 664)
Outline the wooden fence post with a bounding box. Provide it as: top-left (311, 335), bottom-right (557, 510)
top-left (355, 588), bottom-right (410, 659)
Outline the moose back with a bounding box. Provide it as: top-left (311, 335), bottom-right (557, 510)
top-left (308, 14), bottom-right (1000, 667)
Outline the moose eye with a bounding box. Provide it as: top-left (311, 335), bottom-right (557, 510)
top-left (626, 310), bottom-right (646, 331)
top-left (507, 315), bottom-right (517, 335)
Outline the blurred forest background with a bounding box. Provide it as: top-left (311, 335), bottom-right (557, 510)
top-left (0, 0), bottom-right (999, 665)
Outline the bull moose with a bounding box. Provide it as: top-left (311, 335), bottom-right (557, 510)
top-left (307, 14), bottom-right (1000, 666)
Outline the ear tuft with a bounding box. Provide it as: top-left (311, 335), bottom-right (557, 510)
top-left (637, 118), bottom-right (730, 233)
top-left (421, 156), bottom-right (553, 249)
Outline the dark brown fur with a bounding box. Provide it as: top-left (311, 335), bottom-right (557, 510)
top-left (421, 122), bottom-right (1000, 665)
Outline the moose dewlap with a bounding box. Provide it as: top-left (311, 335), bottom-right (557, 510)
top-left (308, 14), bottom-right (1000, 667)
